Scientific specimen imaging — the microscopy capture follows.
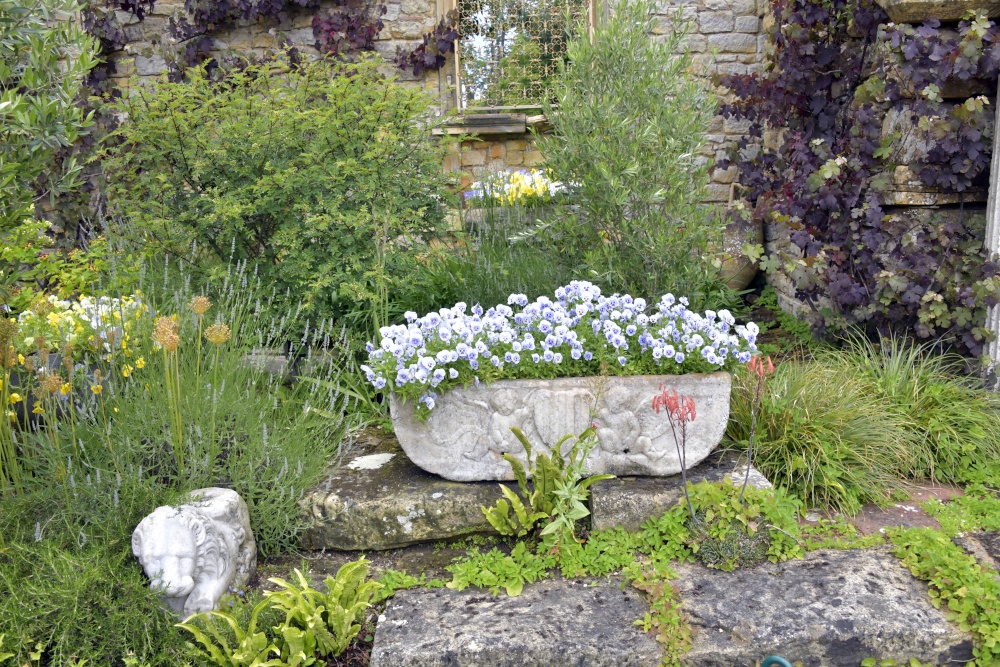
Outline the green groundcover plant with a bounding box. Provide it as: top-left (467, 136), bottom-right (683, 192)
top-left (363, 280), bottom-right (759, 416)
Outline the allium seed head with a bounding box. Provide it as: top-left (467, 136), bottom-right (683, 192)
top-left (189, 296), bottom-right (212, 316)
top-left (205, 322), bottom-right (232, 345)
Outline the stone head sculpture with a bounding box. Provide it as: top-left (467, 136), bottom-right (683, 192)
top-left (132, 487), bottom-right (256, 616)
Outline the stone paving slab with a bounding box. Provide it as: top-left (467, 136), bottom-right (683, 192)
top-left (300, 432), bottom-right (505, 550)
top-left (589, 448), bottom-right (772, 531)
top-left (301, 434), bottom-right (772, 550)
top-left (367, 547), bottom-right (974, 667)
top-left (956, 530), bottom-right (1000, 574)
top-left (369, 577), bottom-right (663, 667)
top-left (673, 548), bottom-right (974, 667)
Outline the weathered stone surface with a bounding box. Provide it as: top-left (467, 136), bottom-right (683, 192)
top-left (133, 488), bottom-right (256, 615)
top-left (391, 374), bottom-right (732, 482)
top-left (876, 0), bottom-right (1000, 22)
top-left (590, 449), bottom-right (772, 531)
top-left (300, 432), bottom-right (506, 550)
top-left (957, 530), bottom-right (1000, 573)
top-left (674, 548), bottom-right (974, 666)
top-left (370, 578), bottom-right (662, 667)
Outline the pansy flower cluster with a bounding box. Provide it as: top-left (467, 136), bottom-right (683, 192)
top-left (464, 169), bottom-right (566, 207)
top-left (362, 281), bottom-right (759, 416)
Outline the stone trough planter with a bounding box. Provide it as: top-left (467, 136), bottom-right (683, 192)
top-left (390, 373), bottom-right (732, 482)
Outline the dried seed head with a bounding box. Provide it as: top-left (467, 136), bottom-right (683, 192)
top-left (41, 372), bottom-right (63, 395)
top-left (189, 296), bottom-right (212, 316)
top-left (205, 323), bottom-right (232, 346)
top-left (2, 344), bottom-right (16, 370)
top-left (152, 316), bottom-right (180, 353)
top-left (0, 318), bottom-right (19, 349)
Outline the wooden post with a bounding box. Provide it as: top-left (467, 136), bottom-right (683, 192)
top-left (984, 76), bottom-right (1000, 388)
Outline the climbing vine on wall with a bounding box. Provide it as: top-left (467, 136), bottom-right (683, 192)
top-left (395, 10), bottom-right (458, 75)
top-left (719, 0), bottom-right (1000, 355)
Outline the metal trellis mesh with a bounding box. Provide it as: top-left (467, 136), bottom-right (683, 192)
top-left (458, 0), bottom-right (588, 108)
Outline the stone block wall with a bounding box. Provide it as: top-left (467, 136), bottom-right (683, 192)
top-left (105, 0), bottom-right (447, 97)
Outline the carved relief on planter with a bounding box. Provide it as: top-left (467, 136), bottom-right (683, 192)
top-left (390, 373), bottom-right (732, 481)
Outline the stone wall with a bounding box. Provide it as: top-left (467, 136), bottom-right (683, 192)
top-left (105, 0), bottom-right (447, 96)
top-left (103, 0), bottom-right (768, 203)
top-left (443, 0), bottom-right (768, 205)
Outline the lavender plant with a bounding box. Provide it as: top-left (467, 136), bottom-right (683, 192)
top-left (362, 281), bottom-right (759, 416)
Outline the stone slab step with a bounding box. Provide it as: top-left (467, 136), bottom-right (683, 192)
top-left (301, 431), bottom-right (771, 551)
top-left (300, 431), bottom-right (505, 550)
top-left (370, 577), bottom-right (663, 667)
top-left (589, 447), bottom-right (771, 531)
top-left (673, 548), bottom-right (974, 667)
top-left (369, 548), bottom-right (973, 667)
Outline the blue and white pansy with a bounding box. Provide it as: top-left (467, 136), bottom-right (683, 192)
top-left (362, 281), bottom-right (759, 415)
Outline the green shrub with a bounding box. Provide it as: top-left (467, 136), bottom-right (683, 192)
top-left (104, 56), bottom-right (456, 336)
top-left (395, 230), bottom-right (573, 319)
top-left (482, 426), bottom-right (612, 544)
top-left (535, 0), bottom-right (721, 297)
top-left (729, 335), bottom-right (1000, 513)
top-left (0, 0), bottom-right (97, 232)
top-left (177, 598), bottom-right (283, 667)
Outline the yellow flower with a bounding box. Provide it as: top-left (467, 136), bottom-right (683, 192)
top-left (113, 407), bottom-right (118, 413)
top-left (91, 384), bottom-right (102, 395)
top-left (9, 393), bottom-right (21, 404)
top-left (136, 357), bottom-right (145, 369)
top-left (60, 383), bottom-right (71, 395)
top-left (32, 405), bottom-right (44, 415)
top-left (17, 354), bottom-right (24, 365)
top-left (122, 364), bottom-right (133, 378)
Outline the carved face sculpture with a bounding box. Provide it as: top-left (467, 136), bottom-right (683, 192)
top-left (490, 389), bottom-right (517, 415)
top-left (132, 507), bottom-right (202, 612)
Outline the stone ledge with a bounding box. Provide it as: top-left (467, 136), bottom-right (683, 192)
top-left (300, 432), bottom-right (506, 551)
top-left (370, 577), bottom-right (663, 667)
top-left (590, 448), bottom-right (772, 531)
top-left (674, 548), bottom-right (974, 666)
top-left (875, 0), bottom-right (1000, 22)
top-left (367, 548), bottom-right (974, 667)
